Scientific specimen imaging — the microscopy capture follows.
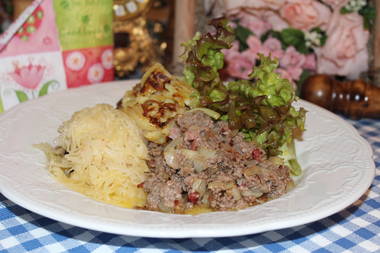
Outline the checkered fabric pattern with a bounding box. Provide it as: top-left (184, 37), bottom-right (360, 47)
top-left (1, 118), bottom-right (379, 253)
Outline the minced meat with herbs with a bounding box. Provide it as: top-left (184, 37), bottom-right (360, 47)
top-left (141, 111), bottom-right (293, 213)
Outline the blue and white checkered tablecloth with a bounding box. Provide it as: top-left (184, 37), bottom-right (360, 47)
top-left (1, 117), bottom-right (379, 253)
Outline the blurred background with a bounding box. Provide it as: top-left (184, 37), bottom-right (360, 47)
top-left (0, 0), bottom-right (177, 79)
top-left (0, 0), bottom-right (379, 118)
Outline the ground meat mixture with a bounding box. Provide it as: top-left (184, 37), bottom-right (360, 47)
top-left (142, 111), bottom-right (293, 213)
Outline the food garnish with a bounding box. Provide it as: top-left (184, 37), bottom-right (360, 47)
top-left (182, 18), bottom-right (306, 175)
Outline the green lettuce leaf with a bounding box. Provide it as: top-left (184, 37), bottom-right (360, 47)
top-left (182, 19), bottom-right (306, 172)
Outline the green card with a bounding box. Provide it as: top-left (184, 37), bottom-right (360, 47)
top-left (54, 0), bottom-right (113, 50)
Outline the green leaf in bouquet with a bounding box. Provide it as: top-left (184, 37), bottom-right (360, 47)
top-left (296, 70), bottom-right (312, 96)
top-left (15, 90), bottom-right (28, 102)
top-left (340, 6), bottom-right (352, 14)
top-left (39, 80), bottom-right (59, 97)
top-left (280, 28), bottom-right (310, 54)
top-left (281, 28), bottom-right (304, 46)
top-left (234, 25), bottom-right (253, 51)
top-left (260, 30), bottom-right (282, 43)
top-left (359, 5), bottom-right (376, 30)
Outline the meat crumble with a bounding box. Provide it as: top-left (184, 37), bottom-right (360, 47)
top-left (142, 111), bottom-right (293, 213)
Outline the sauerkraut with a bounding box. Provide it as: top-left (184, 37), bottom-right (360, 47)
top-left (37, 104), bottom-right (149, 208)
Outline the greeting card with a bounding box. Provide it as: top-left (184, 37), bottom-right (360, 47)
top-left (0, 0), bottom-right (114, 112)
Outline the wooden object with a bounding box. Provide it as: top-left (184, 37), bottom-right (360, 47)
top-left (372, 0), bottom-right (380, 86)
top-left (172, 0), bottom-right (196, 65)
top-left (301, 74), bottom-right (380, 119)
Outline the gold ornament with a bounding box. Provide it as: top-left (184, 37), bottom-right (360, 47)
top-left (113, 0), bottom-right (161, 78)
top-left (113, 0), bottom-right (151, 21)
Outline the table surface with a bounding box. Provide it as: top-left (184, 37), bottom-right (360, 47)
top-left (0, 117), bottom-right (379, 253)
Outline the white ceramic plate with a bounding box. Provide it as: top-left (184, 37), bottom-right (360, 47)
top-left (0, 81), bottom-right (375, 238)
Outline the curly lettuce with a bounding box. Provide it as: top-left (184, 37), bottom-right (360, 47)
top-left (182, 19), bottom-right (306, 176)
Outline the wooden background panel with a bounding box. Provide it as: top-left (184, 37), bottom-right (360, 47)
top-left (373, 0), bottom-right (380, 71)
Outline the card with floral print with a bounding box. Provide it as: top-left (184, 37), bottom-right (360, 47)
top-left (0, 0), bottom-right (114, 113)
top-left (0, 51), bottom-right (67, 112)
top-left (0, 0), bottom-right (60, 57)
top-left (62, 46), bottom-right (114, 88)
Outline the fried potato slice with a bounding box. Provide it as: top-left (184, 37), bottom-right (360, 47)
top-left (118, 63), bottom-right (198, 144)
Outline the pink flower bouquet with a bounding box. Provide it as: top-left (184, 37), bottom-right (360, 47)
top-left (211, 0), bottom-right (375, 91)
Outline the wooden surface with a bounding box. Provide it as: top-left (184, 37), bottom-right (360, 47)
top-left (373, 0), bottom-right (380, 69)
top-left (172, 0), bottom-right (196, 65)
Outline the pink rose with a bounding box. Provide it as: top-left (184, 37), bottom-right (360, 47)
top-left (280, 46), bottom-right (305, 69)
top-left (229, 0), bottom-right (285, 10)
top-left (226, 51), bottom-right (256, 79)
top-left (246, 35), bottom-right (262, 55)
top-left (280, 0), bottom-right (331, 30)
top-left (241, 49), bottom-right (258, 64)
top-left (258, 10), bottom-right (289, 31)
top-left (222, 41), bottom-right (240, 61)
top-left (205, 0), bottom-right (286, 17)
top-left (263, 38), bottom-right (284, 60)
top-left (322, 0), bottom-right (349, 9)
top-left (238, 12), bottom-right (272, 37)
top-left (263, 37), bottom-right (282, 51)
top-left (246, 35), bottom-right (272, 57)
top-left (286, 66), bottom-right (303, 80)
top-left (227, 8), bottom-right (288, 32)
top-left (269, 50), bottom-right (283, 60)
top-left (316, 12), bottom-right (369, 79)
top-left (252, 0), bottom-right (286, 10)
top-left (277, 68), bottom-right (292, 81)
top-left (302, 54), bottom-right (317, 70)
